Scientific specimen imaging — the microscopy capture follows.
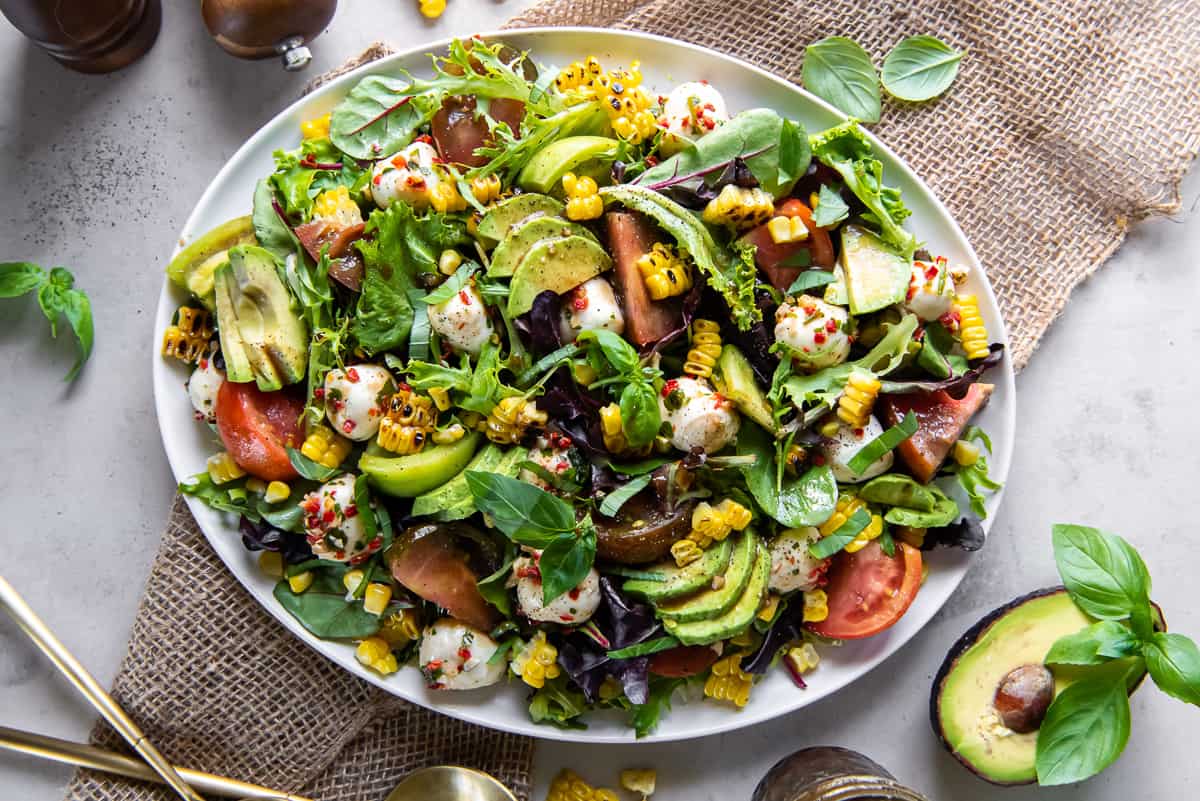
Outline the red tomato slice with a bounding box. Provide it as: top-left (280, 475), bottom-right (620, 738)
top-left (386, 525), bottom-right (500, 632)
top-left (431, 95), bottom-right (524, 167)
top-left (806, 542), bottom-right (923, 640)
top-left (648, 645), bottom-right (720, 677)
top-left (743, 198), bottom-right (836, 292)
top-left (215, 382), bottom-right (304, 481)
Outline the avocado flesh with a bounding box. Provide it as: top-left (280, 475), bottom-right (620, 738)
top-left (360, 432), bottom-right (481, 498)
top-left (507, 235), bottom-right (612, 317)
top-left (655, 532), bottom-right (757, 623)
top-left (476, 194), bottom-right (565, 243)
top-left (166, 215), bottom-right (256, 310)
top-left (213, 260), bottom-right (254, 385)
top-left (713, 345), bottom-right (777, 434)
top-left (664, 540), bottom-right (770, 646)
top-left (517, 136), bottom-right (620, 196)
top-left (410, 444), bottom-right (526, 520)
top-left (840, 224), bottom-right (910, 315)
top-left (623, 537), bottom-right (734, 603)
top-left (488, 216), bottom-right (599, 278)
top-left (219, 245), bottom-right (309, 391)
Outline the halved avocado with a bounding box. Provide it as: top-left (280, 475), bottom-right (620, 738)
top-left (359, 432), bottom-right (481, 498)
top-left (656, 532), bottom-right (758, 623)
top-left (622, 537), bottom-right (734, 603)
top-left (507, 235), bottom-right (612, 317)
top-left (840, 224), bottom-right (910, 315)
top-left (166, 216), bottom-right (256, 310)
top-left (517, 135), bottom-right (620, 196)
top-left (410, 444), bottom-right (526, 520)
top-left (713, 344), bottom-right (777, 434)
top-left (664, 539), bottom-right (770, 646)
top-left (476, 194), bottom-right (565, 243)
top-left (931, 587), bottom-right (1162, 786)
top-left (487, 215), bottom-right (598, 278)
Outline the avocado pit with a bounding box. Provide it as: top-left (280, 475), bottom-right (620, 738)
top-left (993, 663), bottom-right (1054, 733)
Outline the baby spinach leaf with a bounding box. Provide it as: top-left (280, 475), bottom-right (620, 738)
top-left (607, 636), bottom-right (680, 659)
top-left (179, 473), bottom-right (261, 521)
top-left (330, 76), bottom-right (427, 161)
top-left (538, 519), bottom-right (597, 604)
top-left (465, 470), bottom-right (575, 546)
top-left (251, 179), bottom-right (299, 263)
top-left (808, 507), bottom-right (873, 559)
top-left (1052, 524), bottom-right (1151, 622)
top-left (1045, 621), bottom-right (1141, 667)
top-left (477, 545), bottom-right (518, 617)
top-left (599, 474), bottom-right (653, 517)
top-left (577, 328), bottom-right (640, 374)
top-left (739, 422), bottom-right (837, 527)
top-left (1143, 633), bottom-right (1200, 706)
top-left (881, 35), bottom-right (963, 102)
top-left (847, 410), bottom-right (918, 475)
top-left (1035, 663), bottom-right (1133, 786)
top-left (859, 474), bottom-right (936, 511)
top-left (273, 571), bottom-right (381, 639)
top-left (811, 185), bottom-right (850, 228)
top-left (803, 37), bottom-right (881, 123)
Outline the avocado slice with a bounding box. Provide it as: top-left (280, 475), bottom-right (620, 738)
top-left (655, 531), bottom-right (758, 623)
top-left (360, 432), bottom-right (481, 498)
top-left (488, 216), bottom-right (599, 278)
top-left (212, 259), bottom-right (254, 384)
top-left (410, 444), bottom-right (526, 520)
top-left (663, 540), bottom-right (770, 646)
top-left (713, 345), bottom-right (777, 434)
top-left (840, 224), bottom-right (911, 315)
top-left (622, 537), bottom-right (734, 603)
top-left (931, 587), bottom-right (1161, 786)
top-left (476, 194), bottom-right (565, 244)
top-left (166, 216), bottom-right (256, 310)
top-left (517, 136), bottom-right (620, 196)
top-left (507, 235), bottom-right (612, 317)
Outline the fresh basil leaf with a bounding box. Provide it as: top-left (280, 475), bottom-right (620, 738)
top-left (1143, 633), bottom-right (1200, 706)
top-left (811, 185), bottom-right (849, 228)
top-left (1052, 524), bottom-right (1151, 622)
top-left (286, 447), bottom-right (341, 482)
top-left (607, 636), bottom-right (680, 659)
top-left (1035, 663), bottom-right (1133, 786)
top-left (599, 473), bottom-right (653, 517)
top-left (848, 411), bottom-right (918, 475)
top-left (515, 342), bottom-right (580, 387)
top-left (405, 287), bottom-right (431, 362)
top-left (775, 118), bottom-right (812, 194)
top-left (809, 507), bottom-right (873, 559)
top-left (877, 528), bottom-right (896, 557)
top-left (803, 37), bottom-right (881, 123)
top-left (881, 35), bottom-right (963, 102)
top-left (179, 472), bottom-right (261, 521)
top-left (740, 423), bottom-right (838, 527)
top-left (619, 381), bottom-right (661, 449)
top-left (538, 520), bottom-right (597, 604)
top-left (1045, 621), bottom-right (1141, 666)
top-left (353, 474), bottom-right (378, 543)
top-left (608, 456), bottom-right (672, 476)
top-left (420, 261), bottom-right (478, 305)
top-left (0, 262), bottom-right (46, 297)
top-left (465, 470), bottom-right (575, 546)
top-left (60, 288), bottom-right (93, 382)
top-left (578, 328), bottom-right (640, 374)
top-left (785, 269), bottom-right (834, 294)
top-left (272, 571), bottom-right (381, 639)
top-left (477, 545), bottom-right (518, 617)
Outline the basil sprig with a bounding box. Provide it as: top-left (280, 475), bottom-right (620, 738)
top-left (576, 329), bottom-right (662, 449)
top-left (1035, 525), bottom-right (1200, 785)
top-left (846, 411), bottom-right (918, 475)
top-left (1, 262), bottom-right (94, 380)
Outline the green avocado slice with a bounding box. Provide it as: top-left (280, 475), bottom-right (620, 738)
top-left (713, 345), bottom-right (777, 434)
top-left (516, 136), bottom-right (620, 196)
top-left (488, 216), bottom-right (599, 278)
top-left (655, 531), bottom-right (757, 623)
top-left (476, 194), bottom-right (565, 244)
top-left (840, 224), bottom-right (911, 315)
top-left (410, 444), bottom-right (526, 520)
top-left (622, 537), bottom-right (734, 603)
top-left (166, 216), bottom-right (256, 311)
top-left (663, 540), bottom-right (770, 646)
top-left (360, 432), bottom-right (481, 498)
top-left (507, 235), bottom-right (612, 317)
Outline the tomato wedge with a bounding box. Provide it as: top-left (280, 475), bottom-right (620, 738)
top-left (385, 524), bottom-right (500, 631)
top-left (431, 95), bottom-right (524, 167)
top-left (215, 381), bottom-right (304, 481)
top-left (648, 645), bottom-right (720, 677)
top-left (806, 541), bottom-right (923, 640)
top-left (742, 198), bottom-right (836, 292)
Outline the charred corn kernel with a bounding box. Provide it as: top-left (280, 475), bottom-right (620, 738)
top-left (355, 636), bottom-right (399, 675)
top-left (206, 451), bottom-right (246, 484)
top-left (843, 512), bottom-right (885, 553)
top-left (702, 184), bottom-right (775, 230)
top-left (620, 769), bottom-right (656, 798)
top-left (547, 770), bottom-right (620, 801)
top-left (460, 410), bottom-right (486, 431)
top-left (417, 0), bottom-right (446, 19)
top-left (427, 386), bottom-right (452, 411)
top-left (343, 570), bottom-right (365, 594)
top-left (429, 181), bottom-right (468, 213)
top-left (431, 424), bottom-right (466, 445)
top-left (438, 249), bottom-right (463, 276)
top-left (818, 494), bottom-right (869, 538)
top-left (379, 608), bottom-right (421, 647)
top-left (704, 653), bottom-right (753, 707)
top-left (562, 172), bottom-right (603, 221)
top-left (486, 396), bottom-right (547, 444)
top-left (466, 212), bottom-right (481, 237)
top-left (612, 108), bottom-right (659, 143)
top-left (245, 477), bottom-right (267, 494)
top-left (784, 443), bottom-right (808, 475)
top-left (635, 242), bottom-right (692, 301)
top-left (766, 214), bottom-right (809, 244)
top-left (288, 571), bottom-right (314, 594)
top-left (897, 526), bottom-right (927, 548)
top-left (953, 439), bottom-right (981, 467)
top-left (257, 551), bottom-right (284, 579)
top-left (469, 173), bottom-right (502, 205)
top-left (802, 589), bottom-right (829, 623)
top-left (313, 185), bottom-right (362, 227)
top-left (301, 425), bottom-right (353, 468)
top-left (363, 583), bottom-right (393, 616)
top-left (949, 262), bottom-right (970, 285)
top-left (684, 319), bottom-right (722, 378)
top-left (599, 403), bottom-right (628, 453)
top-left (784, 642), bottom-right (820, 674)
top-left (264, 480), bottom-right (291, 504)
top-left (161, 306), bottom-right (214, 363)
top-left (670, 538), bottom-right (703, 567)
top-left (688, 498), bottom-right (752, 548)
top-left (572, 359), bottom-right (598, 386)
top-left (300, 113), bottom-right (331, 140)
top-left (758, 592), bottom-right (781, 622)
top-left (818, 416), bottom-right (842, 438)
top-left (837, 370), bottom-right (881, 428)
top-left (955, 294), bottom-right (990, 360)
top-left (377, 389), bottom-right (435, 454)
top-left (511, 631), bottom-right (561, 689)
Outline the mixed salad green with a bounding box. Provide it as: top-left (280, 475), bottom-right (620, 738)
top-left (163, 39), bottom-right (1003, 735)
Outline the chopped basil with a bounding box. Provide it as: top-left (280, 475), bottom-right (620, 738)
top-left (599, 473), bottom-right (654, 517)
top-left (847, 411), bottom-right (918, 475)
top-left (607, 636), bottom-right (681, 659)
top-left (808, 507), bottom-right (873, 559)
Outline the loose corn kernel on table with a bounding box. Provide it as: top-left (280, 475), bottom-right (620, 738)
top-left (1, 4), bottom-right (1198, 801)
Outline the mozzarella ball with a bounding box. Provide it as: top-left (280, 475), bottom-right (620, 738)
top-left (428, 284), bottom-right (494, 356)
top-left (559, 277), bottom-right (625, 340)
top-left (660, 81), bottom-right (730, 155)
top-left (301, 475), bottom-right (378, 563)
top-left (659, 376), bottom-right (741, 454)
top-left (518, 437), bottom-right (575, 491)
top-left (767, 527), bottom-right (830, 594)
top-left (369, 141), bottom-right (441, 210)
top-left (187, 355), bottom-right (225, 423)
top-left (823, 415), bottom-right (894, 483)
top-left (324, 364), bottom-right (392, 441)
top-left (905, 258), bottom-right (956, 321)
top-left (514, 555), bottom-right (602, 625)
top-left (418, 618), bottom-right (506, 690)
top-left (775, 297), bottom-right (852, 370)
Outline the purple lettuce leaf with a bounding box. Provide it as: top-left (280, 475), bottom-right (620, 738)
top-left (557, 577), bottom-right (661, 704)
top-left (879, 344), bottom-right (1004, 396)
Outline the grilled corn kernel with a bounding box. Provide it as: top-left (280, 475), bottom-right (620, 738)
top-left (784, 442), bottom-right (808, 475)
top-left (701, 184), bottom-right (775, 230)
top-left (427, 386), bottom-right (452, 411)
top-left (547, 770), bottom-right (620, 801)
top-left (802, 589), bottom-right (829, 623)
top-left (837, 370), bottom-right (881, 428)
top-left (784, 642), bottom-right (820, 674)
top-left (599, 402), bottom-right (627, 453)
top-left (955, 294), bottom-right (990, 360)
top-left (300, 113), bottom-right (331, 140)
top-left (206, 451), bottom-right (246, 485)
top-left (511, 631), bottom-right (561, 689)
top-left (162, 306), bottom-right (214, 363)
top-left (429, 181), bottom-right (468, 214)
top-left (379, 608), bottom-right (421, 647)
top-left (953, 439), bottom-right (981, 467)
top-left (343, 569), bottom-right (366, 595)
top-left (264, 481), bottom-right (291, 504)
top-left (843, 513), bottom-right (886, 554)
top-left (485, 396), bottom-right (547, 444)
top-left (818, 416), bottom-right (842, 438)
top-left (288, 571), bottom-right (314, 594)
top-left (635, 242), bottom-right (692, 301)
top-left (417, 0), bottom-right (446, 19)
top-left (377, 389), bottom-right (435, 454)
top-left (896, 526), bottom-right (927, 548)
top-left (562, 172), bottom-right (603, 221)
top-left (766, 214), bottom-right (809, 244)
top-left (430, 424), bottom-right (465, 445)
top-left (355, 636), bottom-right (399, 674)
top-left (620, 769), bottom-right (656, 798)
top-left (758, 592), bottom-right (781, 622)
top-left (438, 249), bottom-right (463, 276)
top-left (683, 319), bottom-right (722, 378)
top-left (688, 498), bottom-right (752, 548)
top-left (469, 173), bottom-right (502, 205)
top-left (704, 653), bottom-right (753, 707)
top-left (363, 583), bottom-right (393, 616)
top-left (245, 477), bottom-right (267, 494)
top-left (257, 551), bottom-right (284, 579)
top-left (313, 185), bottom-right (363, 227)
top-left (670, 538), bottom-right (703, 567)
top-left (300, 425), bottom-right (353, 469)
top-left (572, 359), bottom-right (598, 386)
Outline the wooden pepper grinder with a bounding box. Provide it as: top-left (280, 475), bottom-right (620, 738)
top-left (200, 0), bottom-right (337, 71)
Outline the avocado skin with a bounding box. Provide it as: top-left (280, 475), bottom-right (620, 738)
top-left (410, 444), bottom-right (526, 520)
top-left (166, 215), bottom-right (256, 310)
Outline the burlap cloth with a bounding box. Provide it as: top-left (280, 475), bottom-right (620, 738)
top-left (65, 2), bottom-right (1199, 800)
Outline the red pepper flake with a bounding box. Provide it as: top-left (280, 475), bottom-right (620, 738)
top-left (459, 289), bottom-right (471, 305)
top-left (700, 79), bottom-right (709, 85)
top-left (560, 614), bottom-right (574, 622)
top-left (812, 454), bottom-right (827, 466)
top-left (323, 509), bottom-right (335, 524)
top-left (314, 387), bottom-right (325, 400)
top-left (334, 550), bottom-right (345, 560)
top-left (572, 289), bottom-right (588, 310)
top-left (373, 174), bottom-right (382, 186)
top-left (369, 536), bottom-right (382, 549)
top-left (199, 358), bottom-right (208, 370)
top-left (645, 155), bottom-right (659, 167)
top-left (342, 420), bottom-right (356, 434)
top-left (925, 264), bottom-right (939, 280)
top-left (813, 331), bottom-right (827, 345)
top-left (428, 659), bottom-right (443, 670)
top-left (415, 134), bottom-right (434, 145)
top-left (661, 378), bottom-right (679, 397)
top-left (458, 648), bottom-right (472, 660)
top-left (345, 504), bottom-right (358, 518)
top-left (824, 318), bottom-right (839, 333)
top-left (568, 588), bottom-right (581, 600)
top-left (346, 367), bottom-right (360, 383)
top-left (854, 428), bottom-right (865, 438)
top-left (398, 381), bottom-right (412, 392)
